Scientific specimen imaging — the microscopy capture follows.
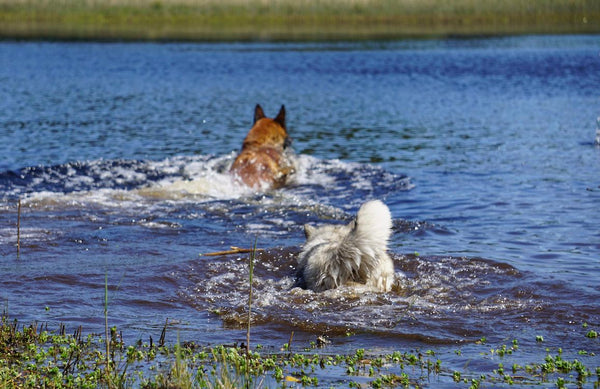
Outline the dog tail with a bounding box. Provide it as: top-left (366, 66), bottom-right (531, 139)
top-left (353, 200), bottom-right (392, 249)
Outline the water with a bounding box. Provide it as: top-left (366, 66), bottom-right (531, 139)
top-left (1, 36), bottom-right (599, 384)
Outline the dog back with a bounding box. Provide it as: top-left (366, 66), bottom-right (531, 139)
top-left (230, 104), bottom-right (294, 189)
top-left (297, 200), bottom-right (395, 292)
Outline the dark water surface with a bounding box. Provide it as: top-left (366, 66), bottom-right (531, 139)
top-left (1, 36), bottom-right (599, 385)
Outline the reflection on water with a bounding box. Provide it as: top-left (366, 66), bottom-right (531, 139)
top-left (1, 152), bottom-right (594, 354)
top-left (0, 37), bottom-right (599, 375)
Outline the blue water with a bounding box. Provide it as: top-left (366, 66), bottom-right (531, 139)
top-left (1, 36), bottom-right (599, 385)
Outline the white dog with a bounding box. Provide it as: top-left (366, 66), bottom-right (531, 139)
top-left (295, 200), bottom-right (395, 292)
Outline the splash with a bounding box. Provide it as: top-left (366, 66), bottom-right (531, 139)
top-left (179, 248), bottom-right (539, 343)
top-left (2, 154), bottom-right (412, 213)
top-left (136, 154), bottom-right (255, 200)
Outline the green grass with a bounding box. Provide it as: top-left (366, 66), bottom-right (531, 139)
top-left (0, 0), bottom-right (598, 41)
top-left (1, 314), bottom-right (599, 388)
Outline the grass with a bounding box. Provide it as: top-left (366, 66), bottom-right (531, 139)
top-left (0, 0), bottom-right (599, 41)
top-left (1, 314), bottom-right (599, 388)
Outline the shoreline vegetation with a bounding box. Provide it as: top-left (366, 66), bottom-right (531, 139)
top-left (0, 0), bottom-right (599, 42)
top-left (1, 314), bottom-right (599, 388)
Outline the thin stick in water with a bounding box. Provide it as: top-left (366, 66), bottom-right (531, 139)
top-left (17, 198), bottom-right (21, 257)
top-left (287, 331), bottom-right (294, 352)
top-left (159, 318), bottom-right (168, 347)
top-left (104, 273), bottom-right (110, 376)
top-left (201, 246), bottom-right (264, 257)
top-left (246, 237), bottom-right (257, 357)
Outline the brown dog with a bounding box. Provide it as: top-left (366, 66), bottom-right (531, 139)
top-left (230, 104), bottom-right (295, 190)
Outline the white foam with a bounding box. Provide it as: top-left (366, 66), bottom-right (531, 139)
top-left (0, 227), bottom-right (54, 246)
top-left (15, 153), bottom-right (410, 221)
top-left (288, 154), bottom-right (337, 187)
top-left (130, 152), bottom-right (285, 200)
top-left (22, 188), bottom-right (143, 210)
top-left (139, 175), bottom-right (251, 200)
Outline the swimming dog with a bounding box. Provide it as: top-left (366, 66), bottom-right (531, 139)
top-left (296, 200), bottom-right (395, 292)
top-left (230, 104), bottom-right (295, 190)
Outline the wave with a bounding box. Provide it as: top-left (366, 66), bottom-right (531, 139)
top-left (178, 248), bottom-right (542, 343)
top-left (0, 154), bottom-right (413, 211)
top-left (0, 154), bottom-right (414, 251)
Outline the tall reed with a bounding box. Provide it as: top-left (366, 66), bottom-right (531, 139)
top-left (16, 199), bottom-right (21, 258)
top-left (104, 273), bottom-right (111, 380)
top-left (246, 237), bottom-right (257, 358)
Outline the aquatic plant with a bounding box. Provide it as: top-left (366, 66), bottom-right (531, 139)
top-left (1, 314), bottom-right (599, 388)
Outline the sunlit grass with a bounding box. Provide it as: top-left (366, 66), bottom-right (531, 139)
top-left (1, 314), bottom-right (599, 388)
top-left (0, 0), bottom-right (598, 40)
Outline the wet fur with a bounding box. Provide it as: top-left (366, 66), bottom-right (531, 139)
top-left (296, 200), bottom-right (395, 292)
top-left (230, 104), bottom-right (295, 190)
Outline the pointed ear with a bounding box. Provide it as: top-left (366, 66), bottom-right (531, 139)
top-left (349, 219), bottom-right (357, 231)
top-left (254, 104), bottom-right (265, 123)
top-left (304, 224), bottom-right (316, 239)
top-left (274, 105), bottom-right (286, 129)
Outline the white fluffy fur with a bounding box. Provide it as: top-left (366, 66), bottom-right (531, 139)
top-left (296, 200), bottom-right (395, 292)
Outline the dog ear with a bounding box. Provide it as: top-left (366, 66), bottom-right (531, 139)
top-left (274, 105), bottom-right (286, 129)
top-left (284, 136), bottom-right (293, 149)
top-left (254, 104), bottom-right (266, 123)
top-left (349, 219), bottom-right (357, 231)
top-left (304, 224), bottom-right (316, 239)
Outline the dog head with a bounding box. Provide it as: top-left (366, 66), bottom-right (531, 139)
top-left (241, 104), bottom-right (291, 151)
top-left (303, 222), bottom-right (353, 243)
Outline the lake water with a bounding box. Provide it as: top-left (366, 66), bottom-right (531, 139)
top-left (1, 36), bottom-right (599, 385)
